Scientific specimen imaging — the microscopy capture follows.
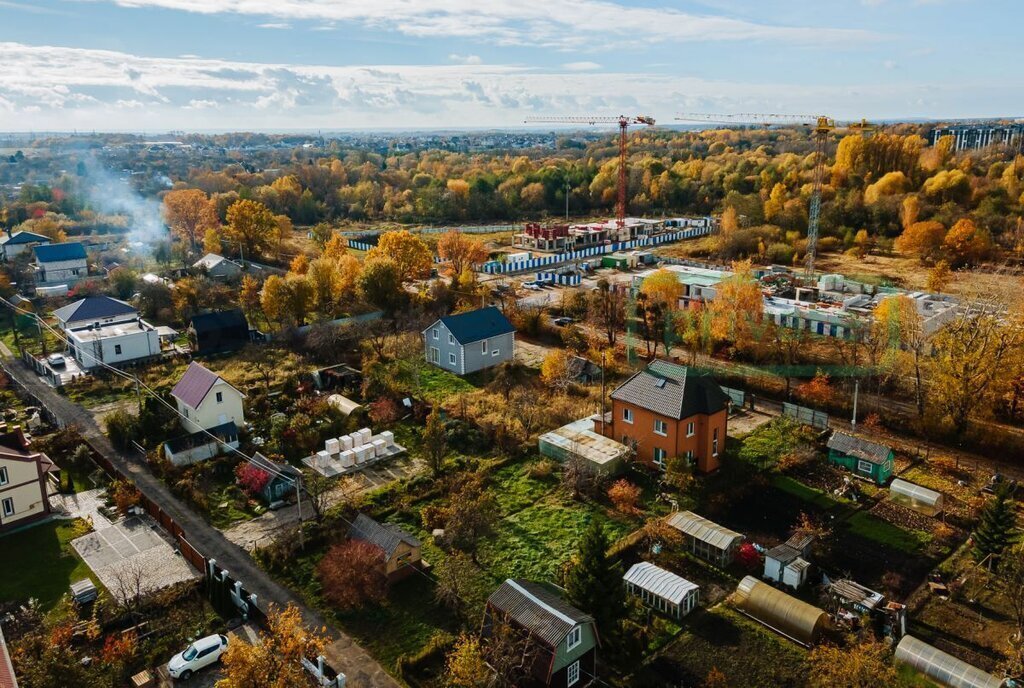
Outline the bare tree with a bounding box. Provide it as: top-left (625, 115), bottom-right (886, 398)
top-left (111, 559), bottom-right (148, 616)
top-left (302, 472), bottom-right (334, 524)
top-left (484, 614), bottom-right (541, 688)
top-left (561, 446), bottom-right (601, 500)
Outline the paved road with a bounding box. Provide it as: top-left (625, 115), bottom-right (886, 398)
top-left (0, 357), bottom-right (400, 688)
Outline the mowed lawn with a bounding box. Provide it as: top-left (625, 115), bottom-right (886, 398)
top-left (0, 519), bottom-right (101, 609)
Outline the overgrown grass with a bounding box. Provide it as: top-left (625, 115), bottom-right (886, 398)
top-left (403, 360), bottom-right (477, 405)
top-left (0, 519), bottom-right (103, 609)
top-left (845, 511), bottom-right (931, 551)
top-left (771, 475), bottom-right (844, 511)
top-left (737, 416), bottom-right (817, 468)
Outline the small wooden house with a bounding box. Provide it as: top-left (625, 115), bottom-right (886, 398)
top-left (348, 513), bottom-right (422, 583)
top-left (483, 579), bottom-right (599, 687)
top-left (249, 453), bottom-right (301, 504)
top-left (826, 431), bottom-right (894, 485)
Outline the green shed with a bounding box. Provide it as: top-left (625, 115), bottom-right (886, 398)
top-left (601, 254), bottom-right (631, 270)
top-left (826, 431), bottom-right (894, 485)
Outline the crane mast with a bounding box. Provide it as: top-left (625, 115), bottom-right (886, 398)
top-left (675, 113), bottom-right (861, 281)
top-left (525, 115), bottom-right (655, 227)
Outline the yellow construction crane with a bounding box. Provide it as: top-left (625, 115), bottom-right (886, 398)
top-left (675, 113), bottom-right (872, 280)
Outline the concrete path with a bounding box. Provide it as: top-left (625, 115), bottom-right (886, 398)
top-left (1, 357), bottom-right (400, 688)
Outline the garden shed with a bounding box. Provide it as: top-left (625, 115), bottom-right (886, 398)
top-left (889, 479), bottom-right (944, 516)
top-left (666, 511), bottom-right (744, 567)
top-left (826, 431), bottom-right (894, 485)
top-left (623, 562), bottom-right (699, 619)
top-left (895, 635), bottom-right (1004, 688)
top-left (732, 576), bottom-right (828, 647)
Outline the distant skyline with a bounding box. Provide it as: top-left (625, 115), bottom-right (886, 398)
top-left (0, 0), bottom-right (1021, 132)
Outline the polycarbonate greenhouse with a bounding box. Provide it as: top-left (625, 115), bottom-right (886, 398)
top-left (890, 478), bottom-right (945, 516)
top-left (732, 576), bottom-right (828, 647)
top-left (895, 635), bottom-right (1004, 688)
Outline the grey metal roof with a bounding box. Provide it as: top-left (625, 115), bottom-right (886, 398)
top-left (623, 562), bottom-right (698, 605)
top-left (666, 511), bottom-right (743, 550)
top-left (765, 544), bottom-right (801, 565)
top-left (827, 431), bottom-right (892, 465)
top-left (52, 296), bottom-right (137, 324)
top-left (610, 360), bottom-right (729, 420)
top-left (164, 421), bottom-right (238, 454)
top-left (487, 579), bottom-right (592, 648)
top-left (348, 513), bottom-right (421, 559)
top-left (829, 579), bottom-right (885, 611)
top-left (895, 635), bottom-right (1004, 688)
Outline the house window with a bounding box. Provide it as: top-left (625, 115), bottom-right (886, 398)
top-left (857, 459), bottom-right (874, 474)
top-left (114, 344), bottom-right (122, 355)
top-left (216, 391), bottom-right (223, 403)
top-left (622, 408), bottom-right (633, 424)
top-left (2, 498), bottom-right (13, 517)
top-left (432, 328), bottom-right (439, 340)
top-left (449, 352), bottom-right (457, 366)
top-left (481, 339), bottom-right (488, 354)
top-left (430, 347), bottom-right (440, 363)
top-left (653, 447), bottom-right (667, 468)
top-left (183, 408), bottom-right (189, 418)
top-left (654, 419), bottom-right (667, 436)
top-left (566, 625), bottom-right (582, 651)
top-left (686, 421), bottom-right (695, 437)
top-left (567, 660), bottom-right (581, 687)
top-left (448, 333), bottom-right (455, 345)
top-left (712, 428), bottom-right (719, 456)
top-left (0, 466), bottom-right (7, 486)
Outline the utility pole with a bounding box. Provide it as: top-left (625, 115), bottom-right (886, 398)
top-left (565, 178), bottom-right (570, 221)
top-left (295, 477), bottom-right (305, 549)
top-left (851, 379), bottom-right (859, 429)
top-left (600, 349), bottom-right (606, 435)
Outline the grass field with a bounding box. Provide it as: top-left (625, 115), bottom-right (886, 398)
top-left (0, 519), bottom-right (102, 609)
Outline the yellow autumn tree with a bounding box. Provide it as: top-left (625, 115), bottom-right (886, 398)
top-left (894, 220), bottom-right (945, 261)
top-left (162, 188), bottom-right (218, 252)
top-left (202, 227), bottom-right (222, 255)
top-left (289, 254), bottom-right (309, 275)
top-left (322, 233), bottom-right (347, 261)
top-left (438, 231), bottom-right (488, 286)
top-left (365, 230), bottom-right (432, 283)
top-left (807, 641), bottom-right (897, 688)
top-left (216, 604), bottom-right (326, 688)
top-left (942, 218), bottom-right (992, 267)
top-left (445, 634), bottom-right (491, 688)
top-left (863, 171), bottom-right (909, 204)
top-left (707, 260), bottom-right (763, 347)
top-left (540, 349), bottom-right (573, 389)
top-left (224, 199), bottom-right (276, 259)
top-left (640, 268), bottom-right (683, 308)
top-left (926, 260), bottom-right (952, 293)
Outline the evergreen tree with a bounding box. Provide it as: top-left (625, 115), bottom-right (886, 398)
top-left (565, 521), bottom-right (624, 636)
top-left (974, 483), bottom-right (1017, 565)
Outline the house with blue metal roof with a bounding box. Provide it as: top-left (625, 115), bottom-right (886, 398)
top-left (32, 242), bottom-right (87, 286)
top-left (422, 306), bottom-right (515, 375)
top-left (0, 230), bottom-right (50, 259)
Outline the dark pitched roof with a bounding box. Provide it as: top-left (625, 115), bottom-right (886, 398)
top-left (610, 360), bottom-right (729, 420)
top-left (827, 431), bottom-right (892, 465)
top-left (487, 579), bottom-right (592, 648)
top-left (433, 306), bottom-right (515, 344)
top-left (348, 513), bottom-right (421, 558)
top-left (52, 296), bottom-right (137, 324)
top-left (250, 452), bottom-right (301, 480)
top-left (170, 362), bottom-right (221, 408)
top-left (765, 543), bottom-right (801, 565)
top-left (189, 309), bottom-right (248, 334)
top-left (33, 242), bottom-right (86, 262)
top-left (164, 421), bottom-right (238, 455)
top-left (3, 230), bottom-right (50, 245)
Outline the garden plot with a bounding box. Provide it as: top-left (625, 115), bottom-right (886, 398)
top-left (71, 516), bottom-right (198, 602)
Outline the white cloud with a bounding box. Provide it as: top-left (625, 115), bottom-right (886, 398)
top-left (0, 42), bottom-right (1017, 130)
top-left (257, 22), bottom-right (291, 29)
top-left (85, 0), bottom-right (879, 49)
top-left (563, 61), bottom-right (601, 71)
top-left (449, 53), bottom-right (482, 65)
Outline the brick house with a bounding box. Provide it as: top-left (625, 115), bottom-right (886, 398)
top-left (600, 360), bottom-right (729, 473)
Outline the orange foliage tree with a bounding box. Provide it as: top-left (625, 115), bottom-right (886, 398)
top-left (217, 604), bottom-right (327, 688)
top-left (162, 188), bottom-right (218, 252)
top-left (607, 479), bottom-right (641, 515)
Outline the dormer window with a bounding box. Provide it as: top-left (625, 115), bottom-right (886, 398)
top-left (216, 391), bottom-right (223, 404)
top-left (566, 625), bottom-right (581, 651)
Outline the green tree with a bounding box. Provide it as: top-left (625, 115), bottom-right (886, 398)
top-left (564, 521), bottom-right (624, 637)
top-left (974, 483), bottom-right (1017, 565)
top-left (422, 406), bottom-right (447, 476)
top-left (357, 258), bottom-right (404, 314)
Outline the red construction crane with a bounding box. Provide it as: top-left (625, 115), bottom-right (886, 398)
top-left (524, 115), bottom-right (656, 227)
top-left (675, 113), bottom-right (871, 279)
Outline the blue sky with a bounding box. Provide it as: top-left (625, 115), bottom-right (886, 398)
top-left (0, 0), bottom-right (1020, 131)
